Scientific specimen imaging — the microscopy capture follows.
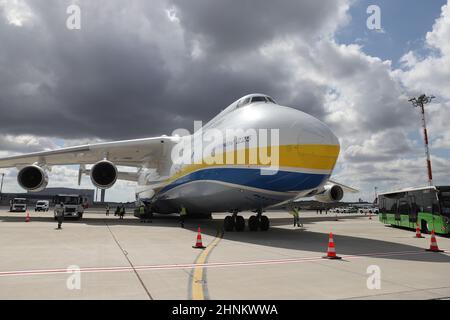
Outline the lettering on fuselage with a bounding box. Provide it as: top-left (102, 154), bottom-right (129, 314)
top-left (171, 121), bottom-right (280, 176)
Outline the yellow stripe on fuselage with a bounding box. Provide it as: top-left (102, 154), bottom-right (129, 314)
top-left (166, 144), bottom-right (340, 185)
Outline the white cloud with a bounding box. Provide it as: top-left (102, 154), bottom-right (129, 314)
top-left (0, 0), bottom-right (34, 26)
top-left (398, 2), bottom-right (450, 100)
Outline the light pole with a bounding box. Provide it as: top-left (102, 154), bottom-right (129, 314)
top-left (408, 94), bottom-right (435, 186)
top-left (0, 173), bottom-right (4, 202)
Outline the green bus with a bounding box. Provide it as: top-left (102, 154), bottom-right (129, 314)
top-left (378, 186), bottom-right (450, 235)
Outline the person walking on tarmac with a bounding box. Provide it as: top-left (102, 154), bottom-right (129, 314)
top-left (106, 204), bottom-right (110, 216)
top-left (139, 204), bottom-right (145, 223)
top-left (114, 205), bottom-right (120, 216)
top-left (179, 206), bottom-right (187, 228)
top-left (119, 204), bottom-right (125, 220)
top-left (146, 204), bottom-right (153, 223)
top-left (289, 206), bottom-right (302, 227)
top-left (55, 202), bottom-right (65, 230)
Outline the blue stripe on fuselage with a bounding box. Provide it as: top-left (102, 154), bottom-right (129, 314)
top-left (158, 167), bottom-right (329, 194)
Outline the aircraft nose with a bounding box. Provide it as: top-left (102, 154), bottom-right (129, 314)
top-left (279, 108), bottom-right (339, 147)
top-left (288, 108), bottom-right (340, 174)
top-left (297, 114), bottom-right (340, 147)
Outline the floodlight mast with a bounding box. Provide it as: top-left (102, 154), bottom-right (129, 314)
top-left (408, 94), bottom-right (435, 186)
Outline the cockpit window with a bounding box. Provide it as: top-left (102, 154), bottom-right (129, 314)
top-left (251, 96), bottom-right (267, 103)
top-left (236, 95), bottom-right (276, 108)
top-left (237, 97), bottom-right (251, 108)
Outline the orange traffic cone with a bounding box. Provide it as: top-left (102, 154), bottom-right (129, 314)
top-left (415, 224), bottom-right (424, 238)
top-left (323, 232), bottom-right (341, 259)
top-left (426, 230), bottom-right (443, 252)
top-left (192, 227), bottom-right (206, 249)
top-left (25, 211), bottom-right (30, 223)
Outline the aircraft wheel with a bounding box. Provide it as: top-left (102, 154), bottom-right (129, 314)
top-left (224, 216), bottom-right (235, 232)
top-left (235, 216), bottom-right (245, 232)
top-left (248, 215), bottom-right (259, 231)
top-left (260, 215), bottom-right (270, 231)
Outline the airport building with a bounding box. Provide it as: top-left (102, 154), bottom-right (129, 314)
top-left (0, 187), bottom-right (95, 206)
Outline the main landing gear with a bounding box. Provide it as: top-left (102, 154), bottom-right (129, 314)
top-left (224, 210), bottom-right (270, 232)
top-left (224, 211), bottom-right (245, 232)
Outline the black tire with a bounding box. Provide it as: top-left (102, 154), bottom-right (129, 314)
top-left (224, 216), bottom-right (235, 232)
top-left (235, 216), bottom-right (245, 232)
top-left (248, 215), bottom-right (258, 231)
top-left (260, 216), bottom-right (270, 231)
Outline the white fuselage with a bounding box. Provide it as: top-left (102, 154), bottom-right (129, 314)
top-left (136, 95), bottom-right (340, 214)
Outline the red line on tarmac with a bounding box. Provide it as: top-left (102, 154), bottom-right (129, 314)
top-left (0, 249), bottom-right (448, 278)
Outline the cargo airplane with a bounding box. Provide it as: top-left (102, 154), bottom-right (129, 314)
top-left (0, 94), bottom-right (356, 231)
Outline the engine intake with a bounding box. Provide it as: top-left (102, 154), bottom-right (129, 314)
top-left (314, 184), bottom-right (344, 203)
top-left (90, 160), bottom-right (118, 189)
top-left (17, 165), bottom-right (48, 192)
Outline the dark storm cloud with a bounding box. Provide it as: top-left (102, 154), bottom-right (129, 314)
top-left (169, 0), bottom-right (348, 55)
top-left (0, 0), bottom-right (348, 146)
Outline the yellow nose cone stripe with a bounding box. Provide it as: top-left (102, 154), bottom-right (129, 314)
top-left (167, 144), bottom-right (340, 184)
top-left (280, 144), bottom-right (340, 170)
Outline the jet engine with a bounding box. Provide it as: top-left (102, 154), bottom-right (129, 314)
top-left (314, 184), bottom-right (344, 203)
top-left (90, 160), bottom-right (118, 189)
top-left (17, 165), bottom-right (49, 192)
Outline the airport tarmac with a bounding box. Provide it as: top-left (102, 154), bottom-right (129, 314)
top-left (0, 207), bottom-right (449, 300)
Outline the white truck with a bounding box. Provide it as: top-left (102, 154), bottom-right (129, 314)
top-left (53, 194), bottom-right (84, 220)
top-left (9, 198), bottom-right (27, 212)
top-left (35, 200), bottom-right (49, 212)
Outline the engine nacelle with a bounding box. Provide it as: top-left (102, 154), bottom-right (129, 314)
top-left (17, 165), bottom-right (49, 192)
top-left (90, 160), bottom-right (118, 189)
top-left (314, 184), bottom-right (344, 203)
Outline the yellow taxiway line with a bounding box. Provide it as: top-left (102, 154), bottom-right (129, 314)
top-left (191, 229), bottom-right (223, 300)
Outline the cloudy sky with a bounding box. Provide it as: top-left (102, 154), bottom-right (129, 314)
top-left (0, 0), bottom-right (449, 202)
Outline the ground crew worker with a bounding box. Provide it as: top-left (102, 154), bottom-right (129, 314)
top-left (139, 204), bottom-right (145, 223)
top-left (114, 205), bottom-right (120, 216)
top-left (106, 204), bottom-right (110, 216)
top-left (179, 206), bottom-right (187, 228)
top-left (146, 204), bottom-right (153, 223)
top-left (290, 206), bottom-right (302, 227)
top-left (55, 202), bottom-right (64, 230)
top-left (119, 204), bottom-right (125, 220)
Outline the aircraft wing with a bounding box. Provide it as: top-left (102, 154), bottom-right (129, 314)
top-left (0, 136), bottom-right (178, 169)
